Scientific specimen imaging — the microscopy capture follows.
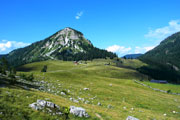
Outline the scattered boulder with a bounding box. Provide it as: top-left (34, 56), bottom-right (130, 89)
top-left (60, 92), bottom-right (66, 95)
top-left (29, 103), bottom-right (43, 110)
top-left (29, 100), bottom-right (62, 115)
top-left (84, 100), bottom-right (90, 104)
top-left (97, 102), bottom-right (102, 106)
top-left (37, 100), bottom-right (47, 107)
top-left (173, 111), bottom-right (176, 113)
top-left (126, 116), bottom-right (139, 120)
top-left (70, 106), bottom-right (89, 118)
top-left (107, 104), bottom-right (113, 109)
top-left (84, 88), bottom-right (89, 91)
top-left (69, 98), bottom-right (79, 103)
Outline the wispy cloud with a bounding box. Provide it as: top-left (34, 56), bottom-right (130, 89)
top-left (75, 11), bottom-right (83, 20)
top-left (0, 40), bottom-right (30, 54)
top-left (106, 45), bottom-right (132, 55)
top-left (145, 20), bottom-right (180, 39)
top-left (134, 46), bottom-right (156, 54)
top-left (106, 44), bottom-right (156, 57)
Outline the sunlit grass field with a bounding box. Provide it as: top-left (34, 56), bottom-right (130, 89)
top-left (0, 59), bottom-right (180, 120)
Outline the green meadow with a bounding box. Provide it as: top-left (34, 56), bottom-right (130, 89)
top-left (0, 59), bottom-right (180, 120)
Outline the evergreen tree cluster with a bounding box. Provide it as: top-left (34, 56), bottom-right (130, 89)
top-left (139, 32), bottom-right (180, 83)
top-left (56, 45), bottom-right (117, 61)
top-left (0, 57), bottom-right (17, 84)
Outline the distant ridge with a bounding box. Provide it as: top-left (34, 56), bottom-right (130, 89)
top-left (0, 54), bottom-right (8, 59)
top-left (122, 54), bottom-right (143, 59)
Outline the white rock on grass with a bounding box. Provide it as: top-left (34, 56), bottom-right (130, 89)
top-left (46, 101), bottom-right (55, 108)
top-left (70, 98), bottom-right (73, 101)
top-left (29, 100), bottom-right (63, 116)
top-left (29, 103), bottom-right (42, 110)
top-left (97, 102), bottom-right (102, 106)
top-left (123, 106), bottom-right (126, 109)
top-left (84, 100), bottom-right (90, 104)
top-left (37, 100), bottom-right (47, 107)
top-left (83, 88), bottom-right (89, 91)
top-left (60, 92), bottom-right (66, 95)
top-left (107, 105), bottom-right (113, 109)
top-left (172, 111), bottom-right (177, 113)
top-left (70, 106), bottom-right (89, 118)
top-left (73, 99), bottom-right (79, 103)
top-left (29, 99), bottom-right (60, 110)
top-left (126, 116), bottom-right (139, 120)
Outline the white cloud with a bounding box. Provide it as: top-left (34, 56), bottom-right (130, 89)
top-left (145, 20), bottom-right (180, 39)
top-left (75, 11), bottom-right (83, 20)
top-left (134, 46), bottom-right (156, 54)
top-left (0, 40), bottom-right (30, 54)
top-left (106, 45), bottom-right (132, 54)
top-left (106, 45), bottom-right (157, 57)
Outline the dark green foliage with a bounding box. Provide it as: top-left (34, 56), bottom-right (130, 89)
top-left (167, 89), bottom-right (171, 93)
top-left (61, 90), bottom-right (69, 95)
top-left (139, 32), bottom-right (180, 83)
top-left (19, 73), bottom-right (26, 79)
top-left (10, 67), bottom-right (16, 75)
top-left (41, 65), bottom-right (47, 72)
top-left (19, 73), bottom-right (34, 81)
top-left (0, 57), bottom-right (9, 74)
top-left (8, 74), bottom-right (16, 84)
top-left (1, 57), bottom-right (9, 70)
top-left (27, 74), bottom-right (34, 81)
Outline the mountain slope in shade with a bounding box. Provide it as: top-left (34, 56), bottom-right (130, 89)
top-left (139, 32), bottom-right (180, 83)
top-left (7, 27), bottom-right (116, 66)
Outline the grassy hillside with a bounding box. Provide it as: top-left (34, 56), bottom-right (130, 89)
top-left (1, 59), bottom-right (180, 120)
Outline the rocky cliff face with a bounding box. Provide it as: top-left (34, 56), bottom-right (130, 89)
top-left (38, 27), bottom-right (92, 59)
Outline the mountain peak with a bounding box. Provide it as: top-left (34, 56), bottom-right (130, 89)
top-left (7, 27), bottom-right (116, 66)
top-left (51, 27), bottom-right (85, 44)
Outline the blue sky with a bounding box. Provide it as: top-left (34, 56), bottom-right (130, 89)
top-left (0, 0), bottom-right (180, 56)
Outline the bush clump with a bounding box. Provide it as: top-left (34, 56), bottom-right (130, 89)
top-left (19, 73), bottom-right (34, 81)
top-left (41, 65), bottom-right (47, 72)
top-left (167, 89), bottom-right (172, 93)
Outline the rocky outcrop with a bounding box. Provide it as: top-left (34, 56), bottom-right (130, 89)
top-left (29, 100), bottom-right (62, 115)
top-left (29, 100), bottom-right (90, 118)
top-left (70, 106), bottom-right (89, 118)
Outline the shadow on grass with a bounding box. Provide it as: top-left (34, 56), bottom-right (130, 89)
top-left (137, 65), bottom-right (180, 84)
top-left (16, 66), bottom-right (36, 72)
top-left (0, 76), bottom-right (40, 90)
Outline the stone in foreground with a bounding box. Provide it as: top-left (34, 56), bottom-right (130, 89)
top-left (29, 100), bottom-right (62, 115)
top-left (126, 116), bottom-right (139, 120)
top-left (70, 106), bottom-right (89, 118)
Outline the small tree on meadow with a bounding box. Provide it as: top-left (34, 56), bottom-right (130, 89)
top-left (41, 65), bottom-right (47, 72)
